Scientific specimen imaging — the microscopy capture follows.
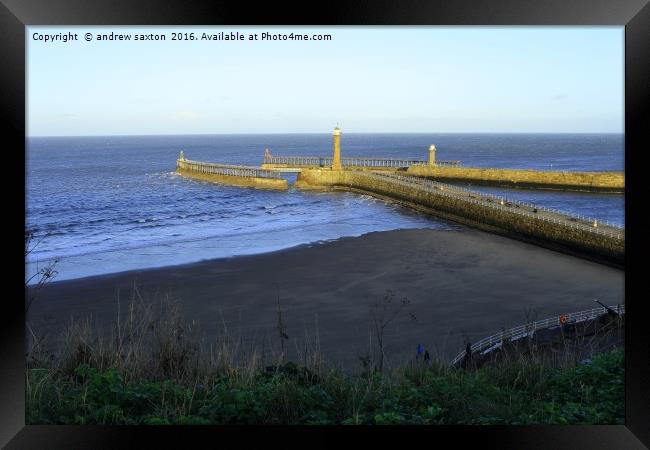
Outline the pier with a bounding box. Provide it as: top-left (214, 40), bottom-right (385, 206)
top-left (174, 127), bottom-right (625, 266)
top-left (261, 139), bottom-right (623, 193)
top-left (407, 164), bottom-right (624, 193)
top-left (176, 155), bottom-right (288, 190)
top-left (295, 167), bottom-right (624, 266)
top-left (261, 152), bottom-right (461, 171)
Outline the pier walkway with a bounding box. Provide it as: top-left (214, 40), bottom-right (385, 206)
top-left (372, 172), bottom-right (624, 240)
top-left (178, 158), bottom-right (284, 179)
top-left (296, 168), bottom-right (624, 265)
top-left (176, 157), bottom-right (288, 190)
top-left (406, 164), bottom-right (624, 193)
top-left (261, 154), bottom-right (461, 171)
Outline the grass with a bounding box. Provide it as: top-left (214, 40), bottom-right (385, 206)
top-left (25, 289), bottom-right (624, 425)
top-left (26, 349), bottom-right (624, 425)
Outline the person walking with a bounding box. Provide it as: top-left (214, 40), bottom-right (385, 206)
top-left (416, 343), bottom-right (424, 360)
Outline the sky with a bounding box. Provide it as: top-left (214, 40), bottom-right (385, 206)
top-left (27, 26), bottom-right (624, 136)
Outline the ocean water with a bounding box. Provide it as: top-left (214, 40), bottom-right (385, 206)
top-left (26, 133), bottom-right (624, 282)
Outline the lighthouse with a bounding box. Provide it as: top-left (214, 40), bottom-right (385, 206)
top-left (428, 145), bottom-right (436, 166)
top-left (332, 126), bottom-right (342, 170)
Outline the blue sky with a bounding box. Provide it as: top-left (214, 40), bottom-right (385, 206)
top-left (27, 26), bottom-right (623, 136)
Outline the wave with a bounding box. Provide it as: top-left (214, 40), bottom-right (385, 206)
top-left (28, 218), bottom-right (380, 261)
top-left (132, 216), bottom-right (160, 224)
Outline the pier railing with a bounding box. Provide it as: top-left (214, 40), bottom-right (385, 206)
top-left (415, 165), bottom-right (623, 176)
top-left (263, 155), bottom-right (461, 168)
top-left (387, 172), bottom-right (623, 229)
top-left (178, 158), bottom-right (283, 179)
top-left (411, 160), bottom-right (463, 167)
top-left (367, 172), bottom-right (625, 240)
top-left (450, 304), bottom-right (625, 367)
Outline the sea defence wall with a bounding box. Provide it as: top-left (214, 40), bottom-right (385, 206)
top-left (406, 165), bottom-right (624, 193)
top-left (295, 169), bottom-right (624, 266)
top-left (177, 158), bottom-right (288, 190)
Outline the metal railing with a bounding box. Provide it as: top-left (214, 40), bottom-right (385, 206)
top-left (450, 304), bottom-right (625, 366)
top-left (395, 172), bottom-right (622, 228)
top-left (262, 155), bottom-right (460, 168)
top-left (264, 156), bottom-right (331, 166)
top-left (342, 157), bottom-right (427, 168)
top-left (420, 165), bottom-right (624, 176)
top-left (411, 160), bottom-right (463, 167)
top-left (177, 158), bottom-right (282, 179)
top-left (363, 171), bottom-right (624, 240)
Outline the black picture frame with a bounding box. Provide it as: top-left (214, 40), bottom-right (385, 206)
top-left (4, 0), bottom-right (649, 448)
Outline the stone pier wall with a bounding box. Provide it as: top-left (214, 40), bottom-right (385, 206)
top-left (176, 159), bottom-right (288, 190)
top-left (295, 168), bottom-right (624, 266)
top-left (406, 165), bottom-right (624, 193)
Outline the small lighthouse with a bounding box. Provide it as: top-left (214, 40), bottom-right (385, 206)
top-left (332, 126), bottom-right (342, 170)
top-left (428, 145), bottom-right (436, 166)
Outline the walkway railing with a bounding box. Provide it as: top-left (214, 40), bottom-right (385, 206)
top-left (450, 304), bottom-right (625, 366)
top-left (380, 172), bottom-right (624, 229)
top-left (178, 158), bottom-right (283, 179)
top-left (366, 172), bottom-right (625, 240)
top-left (342, 157), bottom-right (428, 168)
top-left (414, 164), bottom-right (623, 176)
top-left (411, 160), bottom-right (463, 167)
top-left (263, 155), bottom-right (461, 168)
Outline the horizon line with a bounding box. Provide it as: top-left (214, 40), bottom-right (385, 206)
top-left (27, 131), bottom-right (625, 138)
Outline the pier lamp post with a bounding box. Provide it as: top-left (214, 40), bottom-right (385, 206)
top-left (332, 126), bottom-right (342, 170)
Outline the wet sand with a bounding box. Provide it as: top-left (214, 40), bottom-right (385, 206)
top-left (29, 228), bottom-right (624, 371)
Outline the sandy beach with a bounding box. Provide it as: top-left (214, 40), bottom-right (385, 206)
top-left (28, 228), bottom-right (624, 371)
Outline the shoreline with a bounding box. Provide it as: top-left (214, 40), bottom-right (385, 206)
top-left (29, 228), bottom-right (624, 371)
top-left (28, 227), bottom-right (453, 286)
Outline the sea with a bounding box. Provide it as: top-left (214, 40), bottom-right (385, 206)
top-left (26, 133), bottom-right (625, 283)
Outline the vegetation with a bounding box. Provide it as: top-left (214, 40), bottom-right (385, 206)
top-left (25, 290), bottom-right (624, 426)
top-left (25, 230), bottom-right (59, 365)
top-left (26, 349), bottom-right (624, 425)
